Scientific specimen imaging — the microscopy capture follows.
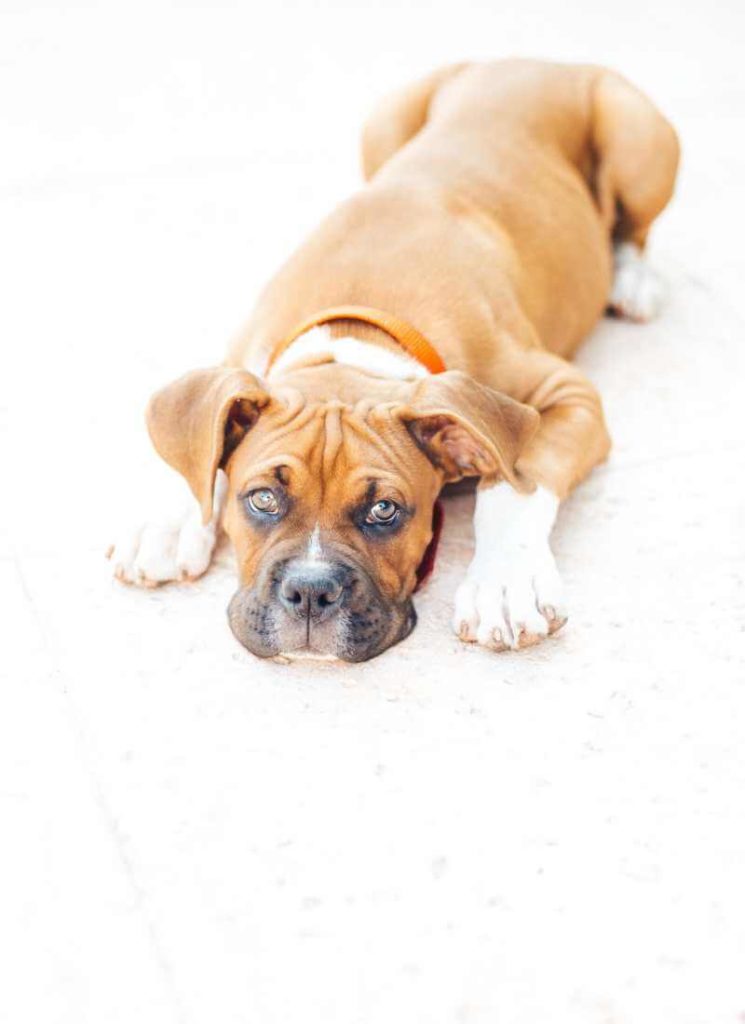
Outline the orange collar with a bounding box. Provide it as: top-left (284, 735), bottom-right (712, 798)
top-left (265, 305), bottom-right (446, 375)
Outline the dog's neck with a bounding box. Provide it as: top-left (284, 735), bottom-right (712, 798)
top-left (267, 324), bottom-right (430, 383)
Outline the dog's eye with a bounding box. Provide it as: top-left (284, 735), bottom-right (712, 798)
top-left (365, 499), bottom-right (400, 525)
top-left (247, 488), bottom-right (280, 515)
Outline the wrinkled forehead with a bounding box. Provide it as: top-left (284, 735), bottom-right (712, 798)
top-left (229, 403), bottom-right (424, 504)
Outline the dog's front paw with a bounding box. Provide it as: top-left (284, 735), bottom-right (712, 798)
top-left (452, 544), bottom-right (567, 651)
top-left (608, 242), bottom-right (665, 323)
top-left (107, 510), bottom-right (218, 587)
top-left (107, 469), bottom-right (226, 588)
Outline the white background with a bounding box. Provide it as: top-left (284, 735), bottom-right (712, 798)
top-left (2, 1), bottom-right (745, 1022)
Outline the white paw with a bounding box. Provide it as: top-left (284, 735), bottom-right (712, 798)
top-left (453, 544), bottom-right (566, 651)
top-left (451, 483), bottom-right (567, 652)
top-left (608, 242), bottom-right (665, 323)
top-left (107, 470), bottom-right (226, 588)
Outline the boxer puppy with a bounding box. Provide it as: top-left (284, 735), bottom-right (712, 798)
top-left (108, 60), bottom-right (679, 662)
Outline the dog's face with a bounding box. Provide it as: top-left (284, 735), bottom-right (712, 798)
top-left (146, 363), bottom-right (538, 661)
top-left (221, 398), bottom-right (441, 660)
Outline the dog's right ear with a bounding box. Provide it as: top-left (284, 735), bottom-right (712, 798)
top-left (146, 367), bottom-right (271, 523)
top-left (391, 370), bottom-right (539, 488)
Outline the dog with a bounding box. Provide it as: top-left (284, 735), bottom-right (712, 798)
top-left (108, 60), bottom-right (679, 662)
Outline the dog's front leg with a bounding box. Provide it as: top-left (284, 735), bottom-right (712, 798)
top-left (107, 465), bottom-right (226, 587)
top-left (453, 351), bottom-right (612, 651)
top-left (453, 484), bottom-right (566, 650)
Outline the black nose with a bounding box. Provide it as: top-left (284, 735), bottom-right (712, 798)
top-left (278, 567), bottom-right (345, 621)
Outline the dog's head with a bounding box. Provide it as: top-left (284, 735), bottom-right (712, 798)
top-left (146, 363), bottom-right (538, 661)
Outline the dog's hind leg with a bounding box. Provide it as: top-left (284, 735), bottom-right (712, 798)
top-left (591, 70), bottom-right (680, 322)
top-left (360, 63), bottom-right (467, 180)
top-left (609, 241), bottom-right (668, 323)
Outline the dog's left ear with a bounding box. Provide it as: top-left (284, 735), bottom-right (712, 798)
top-left (395, 370), bottom-right (540, 487)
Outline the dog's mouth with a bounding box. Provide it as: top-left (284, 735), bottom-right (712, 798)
top-left (227, 588), bottom-right (417, 663)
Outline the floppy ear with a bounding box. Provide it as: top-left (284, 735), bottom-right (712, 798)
top-left (146, 366), bottom-right (271, 523)
top-left (398, 370), bottom-right (540, 487)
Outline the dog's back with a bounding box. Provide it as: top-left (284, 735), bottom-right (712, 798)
top-left (234, 61), bottom-right (677, 373)
top-left (362, 60), bottom-right (678, 357)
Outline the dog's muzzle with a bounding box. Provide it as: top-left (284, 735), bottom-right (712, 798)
top-left (227, 555), bottom-right (416, 662)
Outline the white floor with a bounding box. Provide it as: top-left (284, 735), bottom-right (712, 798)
top-left (2, 2), bottom-right (745, 1022)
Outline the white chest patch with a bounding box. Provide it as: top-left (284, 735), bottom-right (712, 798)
top-left (267, 326), bottom-right (429, 380)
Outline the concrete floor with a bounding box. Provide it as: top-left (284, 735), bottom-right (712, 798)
top-left (2, 1), bottom-right (744, 1022)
